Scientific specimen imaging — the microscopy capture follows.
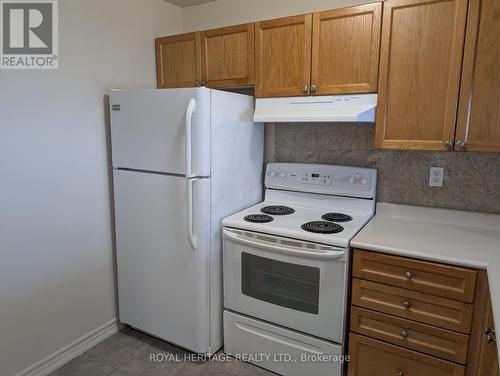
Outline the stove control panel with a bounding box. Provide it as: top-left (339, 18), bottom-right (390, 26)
top-left (265, 163), bottom-right (377, 199)
top-left (301, 172), bottom-right (332, 186)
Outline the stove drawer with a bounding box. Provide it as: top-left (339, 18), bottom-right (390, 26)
top-left (350, 306), bottom-right (469, 364)
top-left (352, 278), bottom-right (474, 334)
top-left (224, 310), bottom-right (343, 376)
top-left (353, 250), bottom-right (477, 303)
top-left (348, 333), bottom-right (465, 376)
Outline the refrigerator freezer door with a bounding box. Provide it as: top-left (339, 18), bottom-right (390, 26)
top-left (113, 169), bottom-right (211, 353)
top-left (110, 88), bottom-right (210, 176)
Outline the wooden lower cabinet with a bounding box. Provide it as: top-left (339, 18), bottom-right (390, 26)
top-left (466, 272), bottom-right (499, 376)
top-left (349, 250), bottom-right (499, 375)
top-left (348, 333), bottom-right (465, 376)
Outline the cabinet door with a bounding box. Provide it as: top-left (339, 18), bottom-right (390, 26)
top-left (311, 3), bottom-right (382, 95)
top-left (466, 272), bottom-right (500, 376)
top-left (255, 14), bottom-right (312, 97)
top-left (156, 33), bottom-right (201, 88)
top-left (456, 0), bottom-right (500, 152)
top-left (200, 23), bottom-right (254, 88)
top-left (375, 0), bottom-right (468, 151)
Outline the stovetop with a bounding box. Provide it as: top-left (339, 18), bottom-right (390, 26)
top-left (223, 163), bottom-right (377, 248)
top-left (223, 194), bottom-right (374, 248)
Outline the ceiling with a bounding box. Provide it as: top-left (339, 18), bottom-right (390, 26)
top-left (165, 0), bottom-right (216, 7)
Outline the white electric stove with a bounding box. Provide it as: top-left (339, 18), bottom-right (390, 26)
top-left (222, 163), bottom-right (377, 376)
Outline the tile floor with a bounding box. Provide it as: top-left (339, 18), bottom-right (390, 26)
top-left (49, 327), bottom-right (274, 376)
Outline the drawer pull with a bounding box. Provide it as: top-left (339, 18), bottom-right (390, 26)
top-left (397, 372), bottom-right (404, 376)
top-left (402, 301), bottom-right (411, 310)
top-left (400, 329), bottom-right (408, 339)
top-left (404, 271), bottom-right (413, 280)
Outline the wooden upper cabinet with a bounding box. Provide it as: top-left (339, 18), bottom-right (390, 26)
top-left (456, 0), bottom-right (500, 152)
top-left (255, 14), bottom-right (312, 97)
top-left (375, 0), bottom-right (468, 151)
top-left (200, 23), bottom-right (255, 88)
top-left (311, 3), bottom-right (382, 95)
top-left (156, 33), bottom-right (201, 88)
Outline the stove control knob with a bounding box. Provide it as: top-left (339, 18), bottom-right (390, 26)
top-left (358, 177), bottom-right (368, 185)
top-left (348, 176), bottom-right (357, 184)
top-left (279, 171), bottom-right (287, 179)
top-left (269, 170), bottom-right (278, 178)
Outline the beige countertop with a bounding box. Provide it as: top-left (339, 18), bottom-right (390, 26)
top-left (352, 203), bottom-right (500, 269)
top-left (351, 202), bottom-right (500, 361)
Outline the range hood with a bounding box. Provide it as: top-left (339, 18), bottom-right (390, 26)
top-left (254, 94), bottom-right (377, 123)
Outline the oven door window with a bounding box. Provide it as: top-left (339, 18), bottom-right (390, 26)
top-left (241, 253), bottom-right (320, 314)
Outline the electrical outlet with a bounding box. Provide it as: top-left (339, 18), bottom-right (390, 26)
top-left (429, 167), bottom-right (444, 187)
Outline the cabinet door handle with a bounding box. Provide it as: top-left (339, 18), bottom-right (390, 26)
top-left (302, 85), bottom-right (309, 94)
top-left (485, 326), bottom-right (496, 335)
top-left (402, 301), bottom-right (411, 310)
top-left (400, 329), bottom-right (408, 339)
top-left (456, 140), bottom-right (466, 149)
top-left (311, 84), bottom-right (317, 93)
top-left (404, 271), bottom-right (413, 280)
top-left (444, 140), bottom-right (453, 150)
top-left (397, 371), bottom-right (404, 376)
top-left (485, 326), bottom-right (496, 343)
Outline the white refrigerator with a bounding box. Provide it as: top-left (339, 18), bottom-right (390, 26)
top-left (110, 88), bottom-right (264, 354)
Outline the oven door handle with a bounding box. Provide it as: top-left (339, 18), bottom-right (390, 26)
top-left (222, 228), bottom-right (346, 260)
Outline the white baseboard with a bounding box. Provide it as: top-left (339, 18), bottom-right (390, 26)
top-left (14, 319), bottom-right (121, 376)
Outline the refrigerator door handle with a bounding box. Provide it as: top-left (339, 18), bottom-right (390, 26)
top-left (185, 98), bottom-right (196, 178)
top-left (187, 178), bottom-right (197, 250)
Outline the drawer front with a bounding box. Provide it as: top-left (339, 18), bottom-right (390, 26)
top-left (352, 278), bottom-right (474, 333)
top-left (350, 306), bottom-right (469, 364)
top-left (224, 310), bottom-right (343, 376)
top-left (353, 250), bottom-right (477, 303)
top-left (348, 333), bottom-right (465, 376)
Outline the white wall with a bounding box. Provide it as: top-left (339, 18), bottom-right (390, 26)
top-left (0, 1), bottom-right (182, 375)
top-left (182, 0), bottom-right (376, 31)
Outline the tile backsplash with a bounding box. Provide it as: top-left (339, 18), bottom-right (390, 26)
top-left (270, 123), bottom-right (500, 214)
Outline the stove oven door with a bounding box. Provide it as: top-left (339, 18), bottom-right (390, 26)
top-left (223, 227), bottom-right (348, 343)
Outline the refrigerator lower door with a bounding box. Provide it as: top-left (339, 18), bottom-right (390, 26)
top-left (113, 169), bottom-right (211, 353)
top-left (110, 88), bottom-right (210, 177)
